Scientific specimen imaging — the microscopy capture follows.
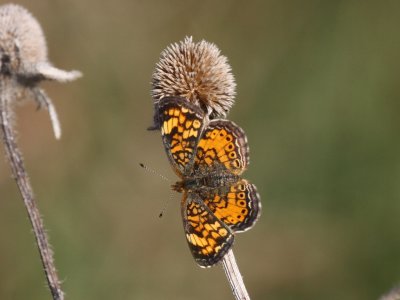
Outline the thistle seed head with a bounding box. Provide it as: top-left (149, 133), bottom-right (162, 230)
top-left (0, 4), bottom-right (47, 75)
top-left (380, 285), bottom-right (400, 300)
top-left (0, 3), bottom-right (81, 139)
top-left (0, 3), bottom-right (81, 82)
top-left (151, 36), bottom-right (236, 129)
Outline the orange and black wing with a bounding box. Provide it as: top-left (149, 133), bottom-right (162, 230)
top-left (181, 192), bottom-right (234, 267)
top-left (157, 97), bottom-right (206, 176)
top-left (194, 120), bottom-right (249, 175)
top-left (201, 180), bottom-right (261, 232)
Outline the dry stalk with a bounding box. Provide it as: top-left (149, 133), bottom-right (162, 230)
top-left (222, 249), bottom-right (251, 300)
top-left (0, 4), bottom-right (81, 299)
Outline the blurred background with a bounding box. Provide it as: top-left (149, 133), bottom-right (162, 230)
top-left (0, 0), bottom-right (399, 299)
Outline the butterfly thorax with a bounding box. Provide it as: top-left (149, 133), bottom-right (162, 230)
top-left (172, 170), bottom-right (240, 194)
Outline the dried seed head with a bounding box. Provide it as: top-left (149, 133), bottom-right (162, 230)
top-left (150, 36), bottom-right (236, 129)
top-left (0, 3), bottom-right (81, 82)
top-left (0, 4), bottom-right (82, 139)
top-left (0, 4), bottom-right (47, 75)
top-left (380, 285), bottom-right (400, 300)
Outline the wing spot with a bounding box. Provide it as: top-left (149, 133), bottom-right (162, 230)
top-left (211, 232), bottom-right (219, 239)
top-left (205, 157), bottom-right (213, 165)
top-left (219, 155), bottom-right (228, 163)
top-left (192, 207), bottom-right (198, 215)
top-left (189, 128), bottom-right (198, 137)
top-left (193, 119), bottom-right (201, 129)
top-left (218, 228), bottom-right (228, 237)
top-left (189, 234), bottom-right (196, 246)
top-left (194, 235), bottom-right (204, 247)
top-left (207, 238), bottom-right (217, 247)
top-left (185, 120), bottom-right (193, 128)
top-left (233, 159), bottom-right (240, 168)
top-left (226, 143), bottom-right (234, 151)
top-left (179, 114), bottom-right (186, 124)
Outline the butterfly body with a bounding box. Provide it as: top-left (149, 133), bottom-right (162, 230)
top-left (158, 96), bottom-right (261, 267)
top-left (172, 165), bottom-right (239, 193)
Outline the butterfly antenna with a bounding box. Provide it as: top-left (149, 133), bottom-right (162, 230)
top-left (139, 163), bottom-right (170, 182)
top-left (158, 191), bottom-right (174, 218)
top-left (139, 163), bottom-right (173, 218)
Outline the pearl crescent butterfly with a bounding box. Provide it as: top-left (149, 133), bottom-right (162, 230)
top-left (157, 96), bottom-right (261, 267)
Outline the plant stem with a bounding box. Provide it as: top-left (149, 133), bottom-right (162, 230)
top-left (222, 249), bottom-right (251, 300)
top-left (0, 79), bottom-right (64, 300)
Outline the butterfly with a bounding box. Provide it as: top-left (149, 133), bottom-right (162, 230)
top-left (157, 96), bottom-right (261, 267)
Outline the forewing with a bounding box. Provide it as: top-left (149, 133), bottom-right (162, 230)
top-left (202, 180), bottom-right (261, 232)
top-left (195, 120), bottom-right (249, 175)
top-left (181, 192), bottom-right (234, 267)
top-left (157, 97), bottom-right (205, 176)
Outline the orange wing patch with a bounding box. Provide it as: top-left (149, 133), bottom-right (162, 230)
top-left (202, 180), bottom-right (261, 232)
top-left (195, 120), bottom-right (249, 175)
top-left (182, 193), bottom-right (234, 267)
top-left (158, 97), bottom-right (205, 176)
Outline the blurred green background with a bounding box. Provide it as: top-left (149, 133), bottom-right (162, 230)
top-left (1, 0), bottom-right (400, 299)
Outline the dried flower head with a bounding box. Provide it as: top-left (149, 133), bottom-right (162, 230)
top-left (150, 36), bottom-right (236, 129)
top-left (0, 3), bottom-right (81, 138)
top-left (380, 285), bottom-right (400, 300)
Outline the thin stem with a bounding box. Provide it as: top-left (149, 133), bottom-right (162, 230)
top-left (0, 80), bottom-right (64, 300)
top-left (222, 249), bottom-right (251, 300)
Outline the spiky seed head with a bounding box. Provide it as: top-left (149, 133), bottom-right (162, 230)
top-left (151, 36), bottom-right (236, 129)
top-left (0, 3), bottom-right (81, 82)
top-left (380, 285), bottom-right (400, 300)
top-left (0, 4), bottom-right (47, 75)
top-left (0, 4), bottom-right (81, 139)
